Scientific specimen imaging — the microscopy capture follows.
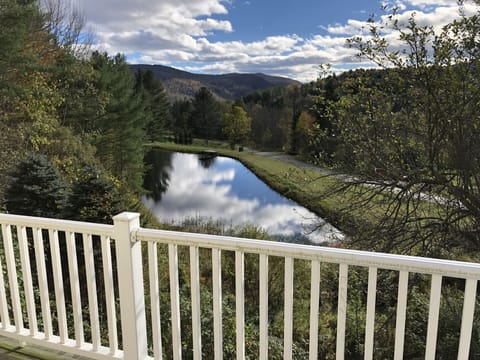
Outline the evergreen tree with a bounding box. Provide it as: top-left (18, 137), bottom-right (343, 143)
top-left (55, 53), bottom-right (105, 135)
top-left (5, 153), bottom-right (67, 218)
top-left (90, 52), bottom-right (147, 193)
top-left (190, 87), bottom-right (222, 144)
top-left (287, 85), bottom-right (302, 154)
top-left (171, 99), bottom-right (193, 144)
top-left (134, 68), bottom-right (170, 142)
top-left (65, 165), bottom-right (122, 223)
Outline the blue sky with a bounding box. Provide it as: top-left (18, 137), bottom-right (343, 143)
top-left (79, 0), bottom-right (477, 81)
top-left (218, 0), bottom-right (375, 41)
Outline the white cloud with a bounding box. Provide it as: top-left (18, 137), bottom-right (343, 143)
top-left (327, 19), bottom-right (371, 35)
top-left (404, 0), bottom-right (461, 7)
top-left (384, 3), bottom-right (471, 28)
top-left (79, 0), bottom-right (476, 81)
top-left (84, 0), bottom-right (232, 54)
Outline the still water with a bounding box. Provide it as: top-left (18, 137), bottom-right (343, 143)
top-left (141, 149), bottom-right (343, 244)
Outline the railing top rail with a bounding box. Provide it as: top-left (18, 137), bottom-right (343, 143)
top-left (0, 213), bottom-right (114, 238)
top-left (1, 212), bottom-right (478, 279)
top-left (136, 227), bottom-right (480, 280)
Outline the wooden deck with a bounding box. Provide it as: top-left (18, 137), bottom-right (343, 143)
top-left (0, 336), bottom-right (89, 360)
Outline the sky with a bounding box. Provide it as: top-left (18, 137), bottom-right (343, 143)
top-left (77, 0), bottom-right (478, 82)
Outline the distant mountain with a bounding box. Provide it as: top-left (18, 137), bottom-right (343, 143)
top-left (129, 64), bottom-right (300, 100)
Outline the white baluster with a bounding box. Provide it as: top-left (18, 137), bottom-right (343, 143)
top-left (101, 235), bottom-right (118, 354)
top-left (33, 227), bottom-right (52, 339)
top-left (235, 251), bottom-right (245, 360)
top-left (169, 243), bottom-right (182, 360)
top-left (336, 263), bottom-right (348, 360)
top-left (364, 267), bottom-right (378, 360)
top-left (190, 245), bottom-right (202, 360)
top-left (212, 248), bottom-right (223, 360)
top-left (425, 274), bottom-right (442, 360)
top-left (66, 231), bottom-right (84, 346)
top-left (457, 278), bottom-right (478, 360)
top-left (284, 257), bottom-right (294, 360)
top-left (259, 254), bottom-right (269, 359)
top-left (394, 271), bottom-right (409, 360)
top-left (83, 233), bottom-right (100, 350)
top-left (2, 224), bottom-right (23, 332)
top-left (309, 259), bottom-right (321, 360)
top-left (148, 242), bottom-right (163, 360)
top-left (17, 226), bottom-right (37, 335)
top-left (49, 229), bottom-right (67, 343)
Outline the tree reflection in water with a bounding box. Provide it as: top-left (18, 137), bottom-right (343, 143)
top-left (143, 149), bottom-right (173, 202)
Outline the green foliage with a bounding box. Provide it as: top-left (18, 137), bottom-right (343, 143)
top-left (295, 111), bottom-right (315, 155)
top-left (170, 99), bottom-right (194, 144)
top-left (0, 0), bottom-right (160, 211)
top-left (64, 165), bottom-right (122, 223)
top-left (332, 11), bottom-right (480, 253)
top-left (243, 87), bottom-right (292, 150)
top-left (223, 105), bottom-right (251, 149)
top-left (1, 1), bottom-right (480, 357)
top-left (134, 68), bottom-right (170, 142)
top-left (190, 87), bottom-right (223, 144)
top-left (0, 0), bottom-right (62, 197)
top-left (55, 53), bottom-right (106, 134)
top-left (90, 52), bottom-right (147, 193)
top-left (5, 153), bottom-right (67, 217)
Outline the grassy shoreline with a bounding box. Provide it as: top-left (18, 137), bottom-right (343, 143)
top-left (147, 142), bottom-right (361, 238)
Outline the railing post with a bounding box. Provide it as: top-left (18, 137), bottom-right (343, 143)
top-left (113, 212), bottom-right (148, 360)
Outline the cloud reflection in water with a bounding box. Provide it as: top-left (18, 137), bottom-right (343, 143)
top-left (142, 151), bottom-right (343, 244)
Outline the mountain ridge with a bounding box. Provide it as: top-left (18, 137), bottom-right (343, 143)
top-left (129, 64), bottom-right (300, 100)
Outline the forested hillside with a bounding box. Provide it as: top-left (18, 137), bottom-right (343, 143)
top-left (129, 64), bottom-right (300, 100)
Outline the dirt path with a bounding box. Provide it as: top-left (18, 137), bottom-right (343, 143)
top-left (249, 151), bottom-right (337, 176)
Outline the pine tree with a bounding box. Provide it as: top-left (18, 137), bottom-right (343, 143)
top-left (171, 99), bottom-right (193, 144)
top-left (90, 52), bottom-right (147, 193)
top-left (134, 68), bottom-right (170, 142)
top-left (65, 165), bottom-right (122, 223)
top-left (5, 153), bottom-right (67, 218)
top-left (190, 87), bottom-right (222, 145)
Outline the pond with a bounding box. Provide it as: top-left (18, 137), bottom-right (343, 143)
top-left (141, 149), bottom-right (343, 244)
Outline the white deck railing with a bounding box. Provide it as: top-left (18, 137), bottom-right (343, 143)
top-left (0, 212), bottom-right (479, 359)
